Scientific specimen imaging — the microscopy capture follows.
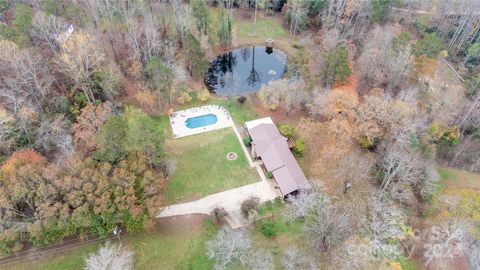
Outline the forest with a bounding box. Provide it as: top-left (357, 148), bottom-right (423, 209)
top-left (0, 0), bottom-right (480, 269)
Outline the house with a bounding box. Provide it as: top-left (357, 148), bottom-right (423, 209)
top-left (245, 117), bottom-right (310, 196)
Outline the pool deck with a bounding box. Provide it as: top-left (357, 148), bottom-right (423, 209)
top-left (169, 105), bottom-right (233, 138)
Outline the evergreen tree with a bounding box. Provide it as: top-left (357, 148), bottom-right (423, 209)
top-left (185, 33), bottom-right (209, 78)
top-left (146, 57), bottom-right (174, 105)
top-left (218, 4), bottom-right (233, 47)
top-left (371, 0), bottom-right (391, 23)
top-left (0, 3), bottom-right (33, 46)
top-left (466, 42), bottom-right (480, 66)
top-left (322, 46), bottom-right (351, 86)
top-left (191, 0), bottom-right (210, 36)
top-left (413, 33), bottom-right (443, 58)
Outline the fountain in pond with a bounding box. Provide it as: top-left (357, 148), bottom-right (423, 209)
top-left (204, 46), bottom-right (288, 96)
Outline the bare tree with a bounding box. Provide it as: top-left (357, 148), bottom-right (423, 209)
top-left (465, 239), bottom-right (480, 270)
top-left (367, 197), bottom-right (407, 259)
top-left (123, 2), bottom-right (143, 63)
top-left (334, 150), bottom-right (375, 193)
top-left (384, 47), bottom-right (413, 94)
top-left (258, 79), bottom-right (308, 112)
top-left (423, 220), bottom-right (471, 266)
top-left (143, 9), bottom-right (162, 63)
top-left (280, 246), bottom-right (318, 270)
top-left (284, 189), bottom-right (319, 221)
top-left (436, 0), bottom-right (480, 56)
top-left (172, 0), bottom-right (191, 47)
top-left (84, 241), bottom-right (134, 270)
top-left (206, 227), bottom-right (252, 270)
top-left (0, 40), bottom-right (54, 112)
top-left (0, 107), bottom-right (16, 154)
top-left (304, 195), bottom-right (351, 252)
top-left (377, 129), bottom-right (439, 202)
top-left (58, 31), bottom-right (105, 103)
top-left (321, 28), bottom-right (344, 53)
top-left (31, 11), bottom-right (67, 52)
top-left (323, 0), bottom-right (346, 29)
top-left (34, 115), bottom-right (72, 157)
top-left (83, 0), bottom-right (123, 61)
top-left (356, 26), bottom-right (407, 94)
top-left (288, 0), bottom-right (306, 43)
top-left (245, 249), bottom-right (274, 270)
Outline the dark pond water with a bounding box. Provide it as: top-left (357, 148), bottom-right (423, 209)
top-left (204, 46), bottom-right (287, 95)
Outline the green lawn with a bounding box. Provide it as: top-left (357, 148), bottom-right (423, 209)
top-left (164, 128), bottom-right (259, 203)
top-left (233, 14), bottom-right (287, 40)
top-left (250, 200), bottom-right (306, 268)
top-left (5, 218), bottom-right (217, 270)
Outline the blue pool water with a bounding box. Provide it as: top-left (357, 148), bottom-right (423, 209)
top-left (185, 114), bottom-right (218, 129)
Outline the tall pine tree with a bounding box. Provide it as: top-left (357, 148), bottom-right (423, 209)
top-left (322, 46), bottom-right (351, 86)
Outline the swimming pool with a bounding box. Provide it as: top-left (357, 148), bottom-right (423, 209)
top-left (185, 114), bottom-right (218, 129)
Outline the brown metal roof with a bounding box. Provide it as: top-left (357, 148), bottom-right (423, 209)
top-left (248, 123), bottom-right (310, 195)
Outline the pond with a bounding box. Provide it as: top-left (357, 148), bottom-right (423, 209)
top-left (204, 46), bottom-right (287, 96)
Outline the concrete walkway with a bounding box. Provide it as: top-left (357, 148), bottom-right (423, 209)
top-left (157, 179), bottom-right (279, 228)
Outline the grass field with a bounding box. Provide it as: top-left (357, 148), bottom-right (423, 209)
top-left (251, 200), bottom-right (306, 268)
top-left (233, 14), bottom-right (287, 40)
top-left (164, 128), bottom-right (259, 203)
top-left (4, 216), bottom-right (217, 270)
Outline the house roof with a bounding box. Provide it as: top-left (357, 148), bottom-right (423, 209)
top-left (247, 122), bottom-right (310, 195)
top-left (245, 117), bottom-right (275, 130)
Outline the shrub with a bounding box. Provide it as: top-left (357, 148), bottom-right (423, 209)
top-left (430, 123), bottom-right (460, 147)
top-left (356, 135), bottom-right (375, 150)
top-left (292, 42), bottom-right (303, 50)
top-left (237, 96), bottom-right (247, 104)
top-left (241, 197), bottom-right (260, 218)
top-left (279, 124), bottom-right (296, 139)
top-left (198, 88), bottom-right (210, 102)
top-left (0, 229), bottom-right (22, 255)
top-left (294, 139), bottom-right (305, 156)
top-left (211, 207), bottom-right (229, 222)
top-left (466, 75), bottom-right (480, 98)
top-left (474, 129), bottom-right (480, 141)
top-left (70, 91), bottom-right (89, 119)
top-left (467, 42), bottom-right (480, 66)
top-left (177, 91), bottom-right (192, 104)
top-left (259, 220), bottom-right (277, 238)
top-left (392, 32), bottom-right (412, 50)
top-left (266, 171), bottom-right (273, 179)
top-left (243, 136), bottom-right (251, 146)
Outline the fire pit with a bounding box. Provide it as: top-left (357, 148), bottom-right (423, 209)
top-left (226, 152), bottom-right (238, 161)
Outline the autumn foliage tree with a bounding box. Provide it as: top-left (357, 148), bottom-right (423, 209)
top-left (72, 102), bottom-right (113, 157)
top-left (0, 105), bottom-right (166, 255)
